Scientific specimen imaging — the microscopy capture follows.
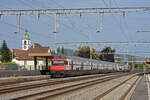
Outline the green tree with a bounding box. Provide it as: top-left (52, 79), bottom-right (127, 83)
top-left (61, 46), bottom-right (65, 54)
top-left (128, 56), bottom-right (137, 69)
top-left (0, 48), bottom-right (1, 61)
top-left (73, 50), bottom-right (78, 56)
top-left (60, 46), bottom-right (67, 55)
top-left (74, 46), bottom-right (99, 59)
top-left (128, 56), bottom-right (137, 65)
top-left (0, 40), bottom-right (12, 62)
top-left (135, 64), bottom-right (144, 69)
top-left (92, 52), bottom-right (99, 60)
top-left (114, 55), bottom-right (120, 63)
top-left (57, 47), bottom-right (60, 53)
top-left (99, 47), bottom-right (115, 62)
top-left (12, 52), bottom-right (16, 59)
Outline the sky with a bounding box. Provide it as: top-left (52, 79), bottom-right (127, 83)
top-left (0, 0), bottom-right (150, 57)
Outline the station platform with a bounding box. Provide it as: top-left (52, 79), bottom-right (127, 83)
top-left (131, 74), bottom-right (149, 100)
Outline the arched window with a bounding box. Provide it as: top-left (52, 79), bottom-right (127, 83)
top-left (24, 41), bottom-right (27, 45)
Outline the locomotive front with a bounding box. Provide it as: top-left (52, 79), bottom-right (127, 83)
top-left (51, 58), bottom-right (67, 77)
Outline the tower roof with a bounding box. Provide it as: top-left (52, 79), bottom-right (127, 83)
top-left (23, 29), bottom-right (30, 40)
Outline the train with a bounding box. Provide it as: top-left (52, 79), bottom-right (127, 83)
top-left (51, 54), bottom-right (131, 77)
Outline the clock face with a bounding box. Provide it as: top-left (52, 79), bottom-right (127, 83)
top-left (24, 45), bottom-right (27, 49)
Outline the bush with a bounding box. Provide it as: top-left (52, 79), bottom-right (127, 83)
top-left (134, 64), bottom-right (144, 69)
top-left (0, 62), bottom-right (19, 70)
top-left (146, 65), bottom-right (150, 69)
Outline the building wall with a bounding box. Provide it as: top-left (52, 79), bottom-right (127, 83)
top-left (25, 60), bottom-right (44, 70)
top-left (13, 59), bottom-right (45, 70)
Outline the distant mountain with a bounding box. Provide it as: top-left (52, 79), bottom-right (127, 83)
top-left (116, 54), bottom-right (147, 62)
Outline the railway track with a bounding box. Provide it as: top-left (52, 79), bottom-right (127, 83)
top-left (93, 75), bottom-right (140, 100)
top-left (0, 73), bottom-right (121, 95)
top-left (9, 73), bottom-right (136, 100)
top-left (0, 75), bottom-right (50, 87)
top-left (120, 75), bottom-right (141, 100)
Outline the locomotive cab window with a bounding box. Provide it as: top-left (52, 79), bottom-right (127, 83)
top-left (52, 61), bottom-right (68, 66)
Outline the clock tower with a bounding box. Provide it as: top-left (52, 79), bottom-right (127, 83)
top-left (22, 29), bottom-right (31, 50)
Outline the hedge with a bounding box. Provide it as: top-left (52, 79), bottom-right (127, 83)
top-left (0, 62), bottom-right (19, 70)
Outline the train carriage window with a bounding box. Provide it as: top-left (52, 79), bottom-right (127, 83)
top-left (65, 61), bottom-right (68, 65)
top-left (76, 68), bottom-right (80, 70)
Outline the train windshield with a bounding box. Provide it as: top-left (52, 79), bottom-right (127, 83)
top-left (52, 60), bottom-right (65, 66)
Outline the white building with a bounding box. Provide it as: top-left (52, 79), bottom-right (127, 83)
top-left (12, 30), bottom-right (52, 70)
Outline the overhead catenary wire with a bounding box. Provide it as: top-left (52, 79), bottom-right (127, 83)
top-left (98, 0), bottom-right (130, 59)
top-left (1, 0), bottom-right (150, 52)
top-left (22, 0), bottom-right (89, 38)
top-left (110, 0), bottom-right (150, 56)
top-left (101, 0), bottom-right (130, 41)
top-left (15, 0), bottom-right (90, 50)
top-left (113, 0), bottom-right (135, 41)
top-left (0, 20), bottom-right (54, 41)
top-left (0, 3), bottom-right (55, 45)
top-left (49, 0), bottom-right (100, 58)
top-left (45, 0), bottom-right (101, 56)
top-left (49, 0), bottom-right (93, 39)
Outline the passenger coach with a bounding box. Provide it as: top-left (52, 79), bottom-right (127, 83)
top-left (51, 54), bottom-right (130, 77)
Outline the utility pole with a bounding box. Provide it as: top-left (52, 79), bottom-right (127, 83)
top-left (54, 14), bottom-right (60, 54)
top-left (143, 58), bottom-right (147, 74)
top-left (97, 13), bottom-right (104, 32)
top-left (126, 50), bottom-right (128, 66)
top-left (124, 48), bottom-right (126, 64)
top-left (54, 32), bottom-right (57, 54)
top-left (90, 46), bottom-right (92, 59)
top-left (89, 32), bottom-right (92, 59)
top-left (132, 56), bottom-right (134, 71)
top-left (17, 14), bottom-right (21, 33)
